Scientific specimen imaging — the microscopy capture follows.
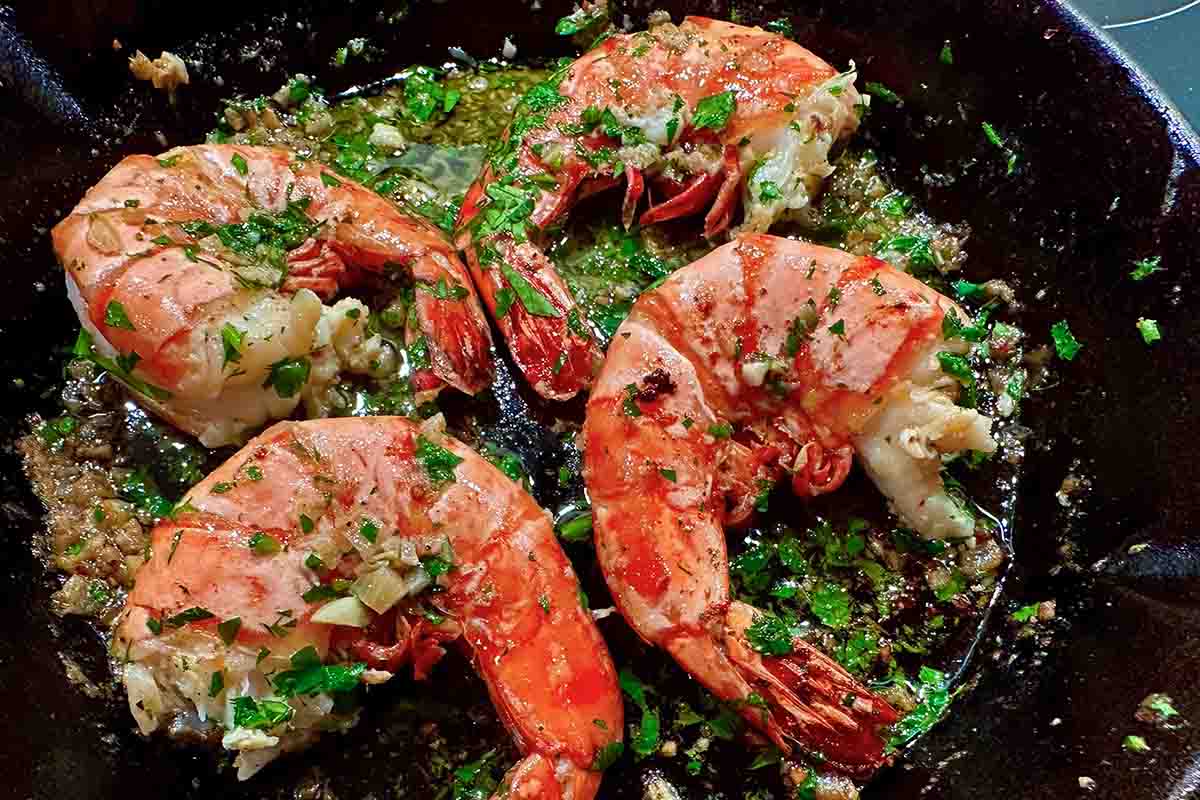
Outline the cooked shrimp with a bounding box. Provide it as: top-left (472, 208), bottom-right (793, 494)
top-left (52, 144), bottom-right (493, 447)
top-left (583, 235), bottom-right (996, 775)
top-left (457, 16), bottom-right (861, 399)
top-left (113, 416), bottom-right (622, 794)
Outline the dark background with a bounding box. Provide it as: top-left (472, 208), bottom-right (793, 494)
top-left (1074, 0), bottom-right (1199, 126)
top-left (0, 1), bottom-right (1198, 799)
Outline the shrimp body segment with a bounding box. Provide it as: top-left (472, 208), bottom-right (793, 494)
top-left (583, 235), bottom-right (995, 774)
top-left (457, 16), bottom-right (861, 400)
top-left (53, 145), bottom-right (493, 447)
top-left (115, 417), bottom-right (622, 795)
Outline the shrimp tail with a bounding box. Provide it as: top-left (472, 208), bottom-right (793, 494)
top-left (723, 602), bottom-right (899, 777)
top-left (659, 602), bottom-right (896, 778)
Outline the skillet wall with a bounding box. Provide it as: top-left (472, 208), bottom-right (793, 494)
top-left (0, 1), bottom-right (1198, 798)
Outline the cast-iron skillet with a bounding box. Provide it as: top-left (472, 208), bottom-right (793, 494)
top-left (1, 1), bottom-right (1198, 798)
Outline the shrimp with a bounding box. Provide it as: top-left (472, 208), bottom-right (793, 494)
top-left (113, 415), bottom-right (623, 795)
top-left (52, 144), bottom-right (493, 447)
top-left (457, 16), bottom-right (861, 399)
top-left (582, 235), bottom-right (996, 775)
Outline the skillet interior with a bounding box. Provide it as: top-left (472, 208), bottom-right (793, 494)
top-left (1, 0), bottom-right (1198, 798)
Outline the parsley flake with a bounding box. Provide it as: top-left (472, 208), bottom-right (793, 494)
top-left (692, 91), bottom-right (737, 131)
top-left (1050, 320), bottom-right (1082, 360)
top-left (1136, 318), bottom-right (1162, 345)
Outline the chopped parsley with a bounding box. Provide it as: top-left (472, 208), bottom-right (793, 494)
top-left (35, 416), bottom-right (78, 448)
top-left (104, 301), bottom-right (136, 331)
top-left (217, 617), bottom-right (242, 645)
top-left (555, 6), bottom-right (605, 35)
top-left (981, 122), bottom-right (1019, 175)
top-left (942, 307), bottom-right (991, 343)
top-left (745, 612), bottom-right (797, 656)
top-left (165, 606), bottom-right (216, 628)
top-left (231, 696), bottom-right (294, 731)
top-left (248, 531), bottom-right (282, 555)
top-left (449, 750), bottom-right (502, 800)
top-left (1123, 734), bottom-right (1150, 753)
top-left (865, 82), bottom-right (900, 104)
top-left (498, 262), bottom-right (561, 317)
top-left (708, 421), bottom-right (733, 439)
top-left (835, 630), bottom-right (879, 676)
top-left (753, 479), bottom-right (774, 513)
top-left (301, 581), bottom-right (350, 603)
top-left (810, 581), bottom-right (851, 628)
top-left (621, 384), bottom-right (642, 417)
top-left (939, 40), bottom-right (954, 65)
top-left (876, 233), bottom-right (936, 271)
top-left (418, 276), bottom-right (471, 301)
top-left (937, 351), bottom-right (977, 407)
top-left (72, 329), bottom-right (170, 401)
top-left (557, 512), bottom-right (594, 543)
top-left (1130, 256), bottom-right (1163, 281)
top-left (263, 356), bottom-right (311, 397)
top-left (591, 741), bottom-right (625, 771)
top-left (220, 323), bottom-right (244, 367)
top-left (402, 66), bottom-right (461, 123)
top-left (119, 467), bottom-right (174, 519)
top-left (421, 554), bottom-right (453, 577)
top-left (1147, 695), bottom-right (1179, 719)
top-left (953, 279), bottom-right (986, 299)
top-left (494, 287), bottom-right (515, 318)
top-left (933, 570), bottom-right (965, 602)
top-left (765, 18), bottom-right (794, 38)
top-left (1050, 320), bottom-right (1082, 360)
top-left (415, 435), bottom-right (464, 484)
top-left (888, 666), bottom-right (951, 750)
top-left (1010, 603), bottom-right (1039, 623)
top-left (272, 646), bottom-right (365, 697)
top-left (1136, 317), bottom-right (1162, 345)
top-left (692, 91), bottom-right (737, 131)
top-left (619, 668), bottom-right (661, 759)
top-left (758, 180), bottom-right (783, 203)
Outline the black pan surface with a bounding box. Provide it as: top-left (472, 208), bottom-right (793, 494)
top-left (1, 1), bottom-right (1198, 798)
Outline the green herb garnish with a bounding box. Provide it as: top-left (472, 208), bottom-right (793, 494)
top-left (263, 356), bottom-right (311, 398)
top-left (1130, 256), bottom-right (1163, 281)
top-left (692, 91), bottom-right (737, 131)
top-left (1050, 320), bottom-right (1082, 360)
top-left (217, 617), bottom-right (241, 645)
top-left (248, 531), bottom-right (282, 555)
top-left (104, 301), bottom-right (136, 330)
top-left (231, 696), bottom-right (294, 730)
top-left (415, 435), bottom-right (464, 484)
top-left (272, 646), bottom-right (365, 697)
top-left (1136, 318), bottom-right (1162, 345)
